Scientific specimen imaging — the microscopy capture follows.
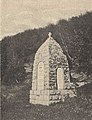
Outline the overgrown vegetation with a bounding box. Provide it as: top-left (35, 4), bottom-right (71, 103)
top-left (1, 82), bottom-right (92, 120)
top-left (1, 12), bottom-right (92, 85)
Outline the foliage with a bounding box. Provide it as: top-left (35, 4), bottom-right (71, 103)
top-left (1, 12), bottom-right (92, 85)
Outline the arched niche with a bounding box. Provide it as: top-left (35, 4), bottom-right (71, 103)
top-left (37, 62), bottom-right (44, 90)
top-left (57, 67), bottom-right (64, 89)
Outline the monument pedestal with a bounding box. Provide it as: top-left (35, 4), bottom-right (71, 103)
top-left (30, 90), bottom-right (49, 105)
top-left (30, 89), bottom-right (76, 105)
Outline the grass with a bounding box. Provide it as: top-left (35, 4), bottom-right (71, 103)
top-left (1, 82), bottom-right (92, 120)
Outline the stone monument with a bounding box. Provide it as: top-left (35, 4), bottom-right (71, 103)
top-left (30, 32), bottom-right (75, 105)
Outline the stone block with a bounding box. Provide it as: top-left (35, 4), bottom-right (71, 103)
top-left (42, 100), bottom-right (49, 106)
top-left (43, 95), bottom-right (49, 101)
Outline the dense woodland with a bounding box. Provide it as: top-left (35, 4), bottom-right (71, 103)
top-left (1, 12), bottom-right (92, 85)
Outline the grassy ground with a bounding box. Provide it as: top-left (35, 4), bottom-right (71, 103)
top-left (1, 82), bottom-right (92, 120)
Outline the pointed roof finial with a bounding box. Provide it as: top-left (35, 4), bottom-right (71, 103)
top-left (48, 32), bottom-right (52, 38)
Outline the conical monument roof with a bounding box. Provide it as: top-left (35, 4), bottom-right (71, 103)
top-left (37, 32), bottom-right (63, 54)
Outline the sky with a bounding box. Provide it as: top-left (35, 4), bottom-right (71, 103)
top-left (1, 0), bottom-right (92, 40)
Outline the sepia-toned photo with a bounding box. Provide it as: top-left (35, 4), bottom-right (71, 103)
top-left (1, 0), bottom-right (92, 120)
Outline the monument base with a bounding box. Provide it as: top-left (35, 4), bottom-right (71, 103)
top-left (29, 89), bottom-right (76, 106)
top-left (30, 90), bottom-right (49, 105)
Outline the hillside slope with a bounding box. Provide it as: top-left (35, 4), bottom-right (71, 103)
top-left (1, 12), bottom-right (92, 85)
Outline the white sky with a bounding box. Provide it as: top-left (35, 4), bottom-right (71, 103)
top-left (1, 0), bottom-right (92, 40)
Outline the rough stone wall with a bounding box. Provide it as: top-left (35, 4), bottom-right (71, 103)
top-left (49, 38), bottom-right (70, 90)
top-left (49, 89), bottom-right (76, 104)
